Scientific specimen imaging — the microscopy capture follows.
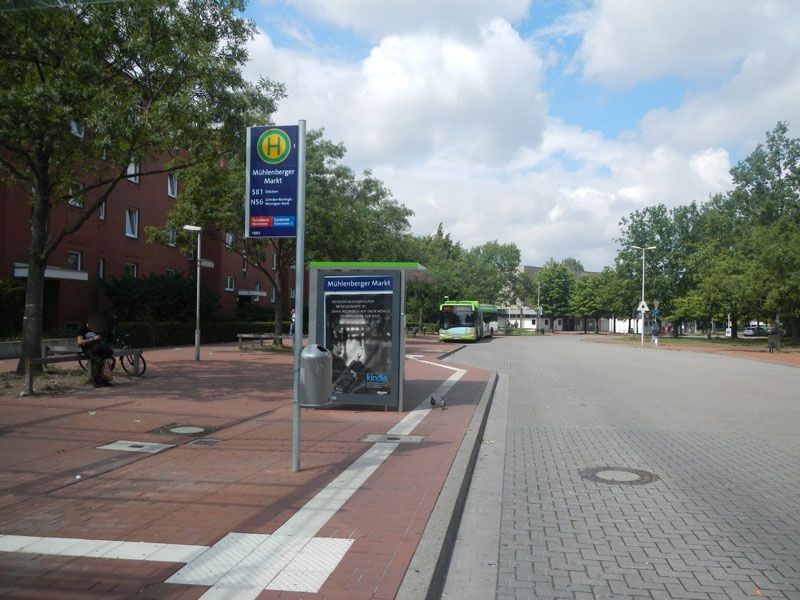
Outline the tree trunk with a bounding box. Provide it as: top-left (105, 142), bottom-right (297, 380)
top-left (790, 316), bottom-right (799, 345)
top-left (16, 194), bottom-right (50, 374)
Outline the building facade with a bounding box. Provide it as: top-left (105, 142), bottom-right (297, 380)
top-left (1, 164), bottom-right (294, 332)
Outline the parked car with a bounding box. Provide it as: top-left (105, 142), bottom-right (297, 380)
top-left (743, 326), bottom-right (769, 336)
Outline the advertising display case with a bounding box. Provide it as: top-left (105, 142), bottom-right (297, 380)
top-left (308, 262), bottom-right (429, 410)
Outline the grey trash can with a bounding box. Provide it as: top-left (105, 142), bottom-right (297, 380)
top-left (300, 345), bottom-right (333, 408)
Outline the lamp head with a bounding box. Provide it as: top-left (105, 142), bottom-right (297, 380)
top-left (183, 224), bottom-right (202, 232)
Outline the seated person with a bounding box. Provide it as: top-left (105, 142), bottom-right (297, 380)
top-left (77, 320), bottom-right (114, 387)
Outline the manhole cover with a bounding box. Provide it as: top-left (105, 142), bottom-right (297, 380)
top-left (151, 423), bottom-right (215, 436)
top-left (580, 466), bottom-right (659, 485)
top-left (360, 434), bottom-right (425, 444)
top-left (170, 426), bottom-right (206, 435)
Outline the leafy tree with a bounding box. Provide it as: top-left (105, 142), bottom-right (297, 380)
top-left (536, 260), bottom-right (572, 324)
top-left (615, 202), bottom-right (701, 335)
top-left (460, 241), bottom-right (521, 305)
top-left (304, 130), bottom-right (414, 263)
top-left (1, 1), bottom-right (283, 371)
top-left (405, 224), bottom-right (466, 325)
top-left (725, 122), bottom-right (800, 341)
top-left (569, 275), bottom-right (603, 333)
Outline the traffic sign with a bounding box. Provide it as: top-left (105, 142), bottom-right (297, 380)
top-left (199, 259), bottom-right (215, 268)
top-left (637, 301), bottom-right (649, 312)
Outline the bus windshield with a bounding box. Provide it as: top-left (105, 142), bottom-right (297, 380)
top-left (439, 306), bottom-right (476, 329)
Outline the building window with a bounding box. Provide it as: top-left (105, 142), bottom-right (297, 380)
top-left (254, 281), bottom-right (261, 303)
top-left (124, 263), bottom-right (138, 278)
top-left (98, 258), bottom-right (105, 280)
top-left (125, 208), bottom-right (139, 238)
top-left (271, 287), bottom-right (276, 303)
top-left (165, 268), bottom-right (176, 275)
top-left (167, 172), bottom-right (177, 198)
top-left (70, 119), bottom-right (84, 139)
top-left (272, 253), bottom-right (277, 271)
top-left (167, 229), bottom-right (177, 247)
top-left (242, 252), bottom-right (248, 272)
top-left (225, 275), bottom-right (235, 291)
top-left (68, 183), bottom-right (84, 207)
top-left (290, 288), bottom-right (295, 299)
top-left (65, 250), bottom-right (81, 271)
top-left (127, 160), bottom-right (139, 183)
top-left (290, 260), bottom-right (296, 270)
top-left (225, 232), bottom-right (234, 250)
top-left (99, 201), bottom-right (106, 221)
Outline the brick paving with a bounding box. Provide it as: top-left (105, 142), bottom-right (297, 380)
top-left (0, 337), bottom-right (490, 599)
top-left (446, 335), bottom-right (800, 600)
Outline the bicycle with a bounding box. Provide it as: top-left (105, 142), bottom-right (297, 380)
top-left (78, 329), bottom-right (147, 376)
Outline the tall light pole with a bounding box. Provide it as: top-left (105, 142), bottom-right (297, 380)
top-left (183, 225), bottom-right (202, 361)
top-left (630, 244), bottom-right (656, 346)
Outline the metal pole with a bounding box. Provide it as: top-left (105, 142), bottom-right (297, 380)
top-left (537, 281), bottom-right (540, 333)
top-left (640, 248), bottom-right (645, 346)
top-left (292, 120), bottom-right (307, 473)
top-left (195, 231), bottom-right (201, 361)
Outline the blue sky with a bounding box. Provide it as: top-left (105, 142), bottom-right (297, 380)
top-left (243, 0), bottom-right (800, 270)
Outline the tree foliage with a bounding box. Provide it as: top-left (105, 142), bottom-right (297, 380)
top-left (2, 0), bottom-right (283, 369)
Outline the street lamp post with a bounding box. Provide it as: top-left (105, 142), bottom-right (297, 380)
top-left (630, 244), bottom-right (656, 346)
top-left (183, 225), bottom-right (202, 361)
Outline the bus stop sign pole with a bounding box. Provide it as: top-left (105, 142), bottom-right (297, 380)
top-left (292, 120), bottom-right (307, 473)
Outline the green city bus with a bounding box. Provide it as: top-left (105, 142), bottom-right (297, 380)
top-left (438, 301), bottom-right (499, 342)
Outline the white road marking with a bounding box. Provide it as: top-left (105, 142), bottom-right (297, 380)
top-left (0, 534), bottom-right (207, 563)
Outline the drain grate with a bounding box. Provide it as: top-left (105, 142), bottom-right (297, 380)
top-left (97, 440), bottom-right (174, 454)
top-left (360, 434), bottom-right (425, 444)
top-left (187, 438), bottom-right (222, 447)
top-left (580, 466), bottom-right (659, 485)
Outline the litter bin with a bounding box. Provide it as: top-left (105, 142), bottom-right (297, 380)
top-left (300, 345), bottom-right (333, 407)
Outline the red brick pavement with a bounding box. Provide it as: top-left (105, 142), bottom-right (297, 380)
top-left (0, 338), bottom-right (489, 599)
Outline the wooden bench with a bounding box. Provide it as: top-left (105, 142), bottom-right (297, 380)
top-left (237, 333), bottom-right (280, 349)
top-left (24, 345), bottom-right (145, 394)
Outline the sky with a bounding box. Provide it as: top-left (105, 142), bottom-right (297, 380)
top-left (243, 0), bottom-right (800, 271)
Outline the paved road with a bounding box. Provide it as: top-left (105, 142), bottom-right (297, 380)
top-left (443, 335), bottom-right (800, 600)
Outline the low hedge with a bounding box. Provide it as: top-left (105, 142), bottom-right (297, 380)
top-left (118, 321), bottom-right (277, 348)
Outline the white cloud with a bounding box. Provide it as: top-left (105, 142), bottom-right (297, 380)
top-left (376, 120), bottom-right (730, 271)
top-left (274, 0), bottom-right (531, 39)
top-left (244, 3), bottom-right (775, 272)
top-left (574, 0), bottom-right (798, 88)
top-left (639, 57), bottom-right (800, 153)
top-left (248, 19), bottom-right (548, 167)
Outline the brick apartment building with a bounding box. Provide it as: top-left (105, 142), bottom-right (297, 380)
top-left (0, 164), bottom-right (295, 332)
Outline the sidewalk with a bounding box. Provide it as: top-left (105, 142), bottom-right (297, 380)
top-left (0, 338), bottom-right (492, 599)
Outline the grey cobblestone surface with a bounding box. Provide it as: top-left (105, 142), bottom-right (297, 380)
top-left (446, 335), bottom-right (800, 600)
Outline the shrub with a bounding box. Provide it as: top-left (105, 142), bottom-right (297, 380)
top-left (117, 321), bottom-right (275, 347)
top-left (101, 272), bottom-right (220, 322)
top-left (0, 278), bottom-right (25, 336)
top-left (236, 301), bottom-right (275, 322)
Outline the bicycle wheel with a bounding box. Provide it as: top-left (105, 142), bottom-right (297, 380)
top-left (120, 353), bottom-right (147, 376)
